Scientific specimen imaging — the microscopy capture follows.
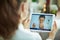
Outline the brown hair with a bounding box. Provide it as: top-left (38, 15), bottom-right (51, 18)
top-left (0, 0), bottom-right (21, 39)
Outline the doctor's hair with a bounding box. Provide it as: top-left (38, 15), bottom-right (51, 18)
top-left (39, 15), bottom-right (45, 19)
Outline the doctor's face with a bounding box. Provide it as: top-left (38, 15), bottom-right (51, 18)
top-left (39, 17), bottom-right (45, 23)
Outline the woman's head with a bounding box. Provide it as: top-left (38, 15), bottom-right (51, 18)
top-left (0, 0), bottom-right (21, 39)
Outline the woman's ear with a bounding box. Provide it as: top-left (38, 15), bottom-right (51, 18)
top-left (18, 2), bottom-right (24, 18)
top-left (20, 2), bottom-right (24, 12)
top-left (18, 2), bottom-right (26, 22)
top-left (18, 2), bottom-right (24, 13)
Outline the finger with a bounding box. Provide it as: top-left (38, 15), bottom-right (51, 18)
top-left (22, 17), bottom-right (30, 25)
top-left (24, 13), bottom-right (30, 23)
top-left (53, 21), bottom-right (57, 29)
top-left (52, 21), bottom-right (57, 33)
top-left (48, 21), bottom-right (57, 39)
top-left (53, 21), bottom-right (57, 27)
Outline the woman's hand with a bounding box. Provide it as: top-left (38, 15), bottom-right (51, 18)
top-left (48, 21), bottom-right (57, 40)
top-left (22, 17), bottom-right (30, 29)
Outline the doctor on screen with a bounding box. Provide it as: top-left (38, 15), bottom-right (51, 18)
top-left (39, 15), bottom-right (45, 29)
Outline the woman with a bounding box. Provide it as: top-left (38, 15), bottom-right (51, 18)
top-left (0, 0), bottom-right (57, 40)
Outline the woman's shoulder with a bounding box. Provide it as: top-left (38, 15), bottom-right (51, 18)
top-left (11, 23), bottom-right (42, 40)
top-left (11, 29), bottom-right (42, 40)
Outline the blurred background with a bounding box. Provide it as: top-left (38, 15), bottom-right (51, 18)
top-left (27, 0), bottom-right (60, 18)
